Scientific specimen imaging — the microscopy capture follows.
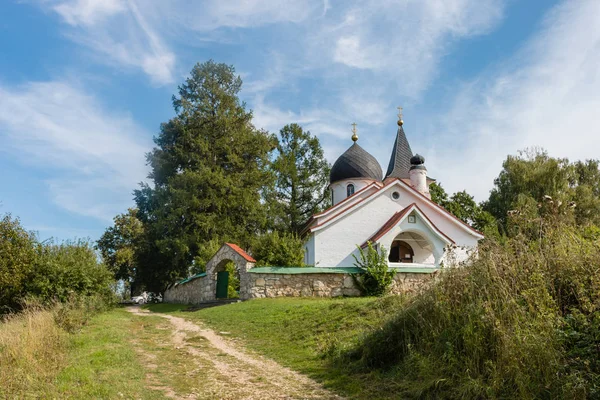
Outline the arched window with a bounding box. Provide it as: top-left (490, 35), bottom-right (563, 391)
top-left (346, 184), bottom-right (355, 197)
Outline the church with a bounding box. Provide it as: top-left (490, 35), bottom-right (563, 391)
top-left (302, 111), bottom-right (484, 269)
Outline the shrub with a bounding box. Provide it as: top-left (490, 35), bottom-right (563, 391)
top-left (339, 221), bottom-right (600, 399)
top-left (251, 231), bottom-right (305, 267)
top-left (25, 240), bottom-right (115, 305)
top-left (0, 215), bottom-right (38, 313)
top-left (351, 243), bottom-right (395, 296)
top-left (0, 213), bottom-right (116, 313)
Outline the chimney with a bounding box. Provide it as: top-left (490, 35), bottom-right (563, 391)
top-left (409, 154), bottom-right (430, 199)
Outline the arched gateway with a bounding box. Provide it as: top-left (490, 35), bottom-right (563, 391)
top-left (163, 243), bottom-right (256, 305)
top-left (205, 243), bottom-right (256, 300)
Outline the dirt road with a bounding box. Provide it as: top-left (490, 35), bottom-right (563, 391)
top-left (127, 307), bottom-right (343, 400)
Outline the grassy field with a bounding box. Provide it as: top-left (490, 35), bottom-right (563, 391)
top-left (0, 306), bottom-right (216, 399)
top-left (146, 296), bottom-right (407, 399)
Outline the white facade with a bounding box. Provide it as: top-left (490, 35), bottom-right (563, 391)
top-left (330, 178), bottom-right (377, 206)
top-left (303, 179), bottom-right (483, 269)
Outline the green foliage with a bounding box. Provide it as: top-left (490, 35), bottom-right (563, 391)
top-left (251, 231), bottom-right (305, 267)
top-left (351, 243), bottom-right (395, 296)
top-left (134, 60), bottom-right (276, 291)
top-left (0, 214), bottom-right (38, 312)
top-left (429, 183), bottom-right (497, 234)
top-left (96, 208), bottom-right (144, 294)
top-left (484, 148), bottom-right (600, 234)
top-left (341, 217), bottom-right (600, 399)
top-left (224, 261), bottom-right (240, 299)
top-left (1, 215), bottom-right (114, 314)
top-left (191, 238), bottom-right (222, 274)
top-left (266, 123), bottom-right (331, 233)
top-left (25, 240), bottom-right (115, 305)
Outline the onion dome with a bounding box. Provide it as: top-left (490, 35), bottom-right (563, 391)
top-left (330, 142), bottom-right (383, 184)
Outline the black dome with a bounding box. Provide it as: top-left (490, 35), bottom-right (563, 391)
top-left (410, 154), bottom-right (425, 165)
top-left (330, 143), bottom-right (383, 184)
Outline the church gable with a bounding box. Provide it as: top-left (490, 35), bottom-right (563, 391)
top-left (307, 178), bottom-right (481, 244)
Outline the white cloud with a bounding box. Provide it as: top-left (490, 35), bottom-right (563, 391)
top-left (317, 0), bottom-right (505, 94)
top-left (39, 0), bottom-right (325, 85)
top-left (424, 0), bottom-right (600, 201)
top-left (0, 81), bottom-right (152, 221)
top-left (52, 0), bottom-right (125, 26)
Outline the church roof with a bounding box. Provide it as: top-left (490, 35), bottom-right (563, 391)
top-left (385, 125), bottom-right (413, 179)
top-left (360, 203), bottom-right (455, 248)
top-left (304, 178), bottom-right (484, 239)
top-left (330, 142), bottom-right (383, 184)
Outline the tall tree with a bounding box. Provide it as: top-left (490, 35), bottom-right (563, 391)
top-left (134, 60), bottom-right (275, 292)
top-left (267, 124), bottom-right (330, 233)
top-left (96, 208), bottom-right (143, 295)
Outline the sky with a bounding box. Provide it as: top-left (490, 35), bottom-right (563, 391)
top-left (1, 0), bottom-right (599, 242)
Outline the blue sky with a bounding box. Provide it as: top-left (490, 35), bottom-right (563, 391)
top-left (1, 0), bottom-right (599, 242)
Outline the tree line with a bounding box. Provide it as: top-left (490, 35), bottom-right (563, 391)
top-left (97, 60), bottom-right (600, 295)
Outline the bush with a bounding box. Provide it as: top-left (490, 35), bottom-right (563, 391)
top-left (0, 213), bottom-right (116, 314)
top-left (25, 240), bottom-right (115, 305)
top-left (0, 215), bottom-right (38, 313)
top-left (340, 221), bottom-right (600, 399)
top-left (251, 231), bottom-right (305, 267)
top-left (351, 243), bottom-right (395, 296)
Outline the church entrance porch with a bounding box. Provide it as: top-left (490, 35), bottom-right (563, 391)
top-left (388, 231), bottom-right (436, 267)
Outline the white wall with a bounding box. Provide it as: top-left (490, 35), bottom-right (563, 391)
top-left (310, 182), bottom-right (481, 268)
top-left (330, 178), bottom-right (376, 206)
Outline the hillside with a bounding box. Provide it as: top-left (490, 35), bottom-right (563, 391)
top-left (148, 221), bottom-right (600, 399)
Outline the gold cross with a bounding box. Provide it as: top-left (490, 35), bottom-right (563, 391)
top-left (351, 122), bottom-right (357, 134)
top-left (397, 106), bottom-right (403, 120)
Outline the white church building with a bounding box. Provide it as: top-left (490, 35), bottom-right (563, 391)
top-left (302, 112), bottom-right (483, 269)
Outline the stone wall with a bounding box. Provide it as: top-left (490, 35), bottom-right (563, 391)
top-left (163, 275), bottom-right (212, 304)
top-left (246, 270), bottom-right (434, 299)
top-left (164, 269), bottom-right (435, 305)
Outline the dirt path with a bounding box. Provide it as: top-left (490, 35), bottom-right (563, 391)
top-left (127, 307), bottom-right (343, 400)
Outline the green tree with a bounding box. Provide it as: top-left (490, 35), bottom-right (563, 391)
top-left (429, 183), bottom-right (496, 233)
top-left (267, 124), bottom-right (331, 233)
top-left (96, 208), bottom-right (144, 295)
top-left (483, 149), bottom-right (600, 234)
top-left (134, 60), bottom-right (275, 292)
top-left (251, 231), bottom-right (305, 267)
top-left (483, 149), bottom-right (573, 230)
top-left (0, 214), bottom-right (37, 312)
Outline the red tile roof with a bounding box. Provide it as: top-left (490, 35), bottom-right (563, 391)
top-left (225, 243), bottom-right (256, 263)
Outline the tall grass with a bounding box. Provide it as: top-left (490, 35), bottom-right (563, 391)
top-left (0, 296), bottom-right (112, 398)
top-left (340, 221), bottom-right (600, 399)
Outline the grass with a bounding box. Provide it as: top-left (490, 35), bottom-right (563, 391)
top-left (146, 296), bottom-right (408, 399)
top-left (144, 222), bottom-right (600, 399)
top-left (0, 305), bottom-right (216, 399)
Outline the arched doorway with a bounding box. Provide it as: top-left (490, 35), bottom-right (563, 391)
top-left (388, 232), bottom-right (436, 266)
top-left (389, 240), bottom-right (414, 263)
top-left (214, 259), bottom-right (241, 299)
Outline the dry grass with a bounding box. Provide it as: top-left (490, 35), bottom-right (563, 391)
top-left (0, 306), bottom-right (68, 396)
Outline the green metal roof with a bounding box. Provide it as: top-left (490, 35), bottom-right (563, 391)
top-left (176, 272), bottom-right (206, 285)
top-left (248, 266), bottom-right (438, 274)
